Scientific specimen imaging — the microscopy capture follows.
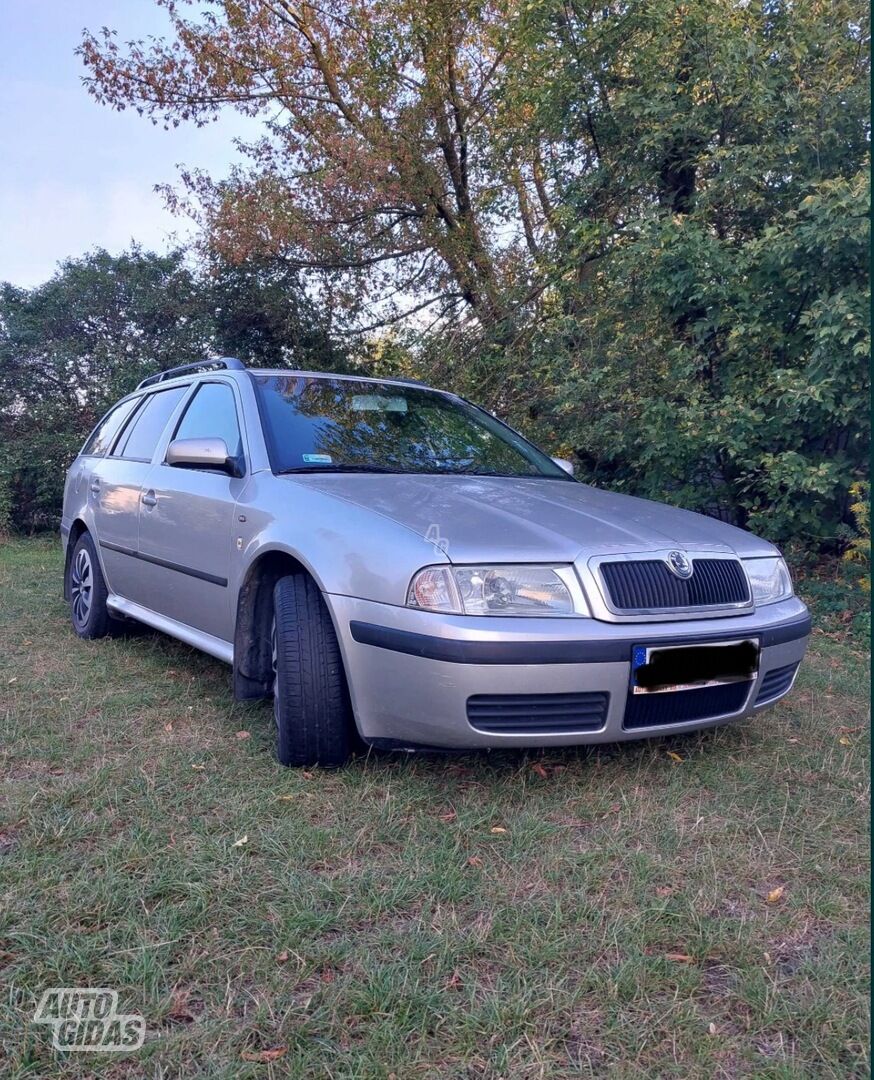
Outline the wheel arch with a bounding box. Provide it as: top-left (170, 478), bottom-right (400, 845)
top-left (63, 519), bottom-right (90, 601)
top-left (233, 547), bottom-right (323, 701)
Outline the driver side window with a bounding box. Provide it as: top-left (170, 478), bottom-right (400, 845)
top-left (173, 382), bottom-right (243, 461)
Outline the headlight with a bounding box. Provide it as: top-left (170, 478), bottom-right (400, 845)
top-left (744, 557), bottom-right (793, 605)
top-left (407, 565), bottom-right (578, 616)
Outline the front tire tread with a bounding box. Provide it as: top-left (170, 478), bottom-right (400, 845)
top-left (272, 574), bottom-right (353, 767)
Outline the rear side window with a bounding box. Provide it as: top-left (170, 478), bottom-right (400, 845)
top-left (172, 382), bottom-right (243, 459)
top-left (112, 387), bottom-right (187, 461)
top-left (81, 397), bottom-right (139, 457)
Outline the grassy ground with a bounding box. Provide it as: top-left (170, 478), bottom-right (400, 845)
top-left (0, 537), bottom-right (869, 1078)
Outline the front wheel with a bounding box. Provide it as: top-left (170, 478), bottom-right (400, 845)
top-left (272, 574), bottom-right (355, 767)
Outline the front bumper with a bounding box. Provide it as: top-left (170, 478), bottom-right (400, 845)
top-left (327, 595), bottom-right (811, 749)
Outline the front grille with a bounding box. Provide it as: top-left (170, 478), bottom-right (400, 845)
top-left (600, 558), bottom-right (749, 613)
top-left (623, 680), bottom-right (750, 730)
top-left (467, 692), bottom-right (609, 734)
top-left (755, 663), bottom-right (799, 704)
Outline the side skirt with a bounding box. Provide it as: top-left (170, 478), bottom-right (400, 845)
top-left (106, 594), bottom-right (234, 665)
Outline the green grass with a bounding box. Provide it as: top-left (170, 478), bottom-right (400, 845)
top-left (0, 537), bottom-right (869, 1078)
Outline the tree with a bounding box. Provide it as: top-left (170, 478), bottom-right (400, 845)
top-left (0, 247), bottom-right (344, 530)
top-left (498, 0), bottom-right (870, 544)
top-left (80, 0), bottom-right (564, 336)
top-left (79, 1), bottom-right (870, 548)
top-left (205, 255), bottom-right (346, 370)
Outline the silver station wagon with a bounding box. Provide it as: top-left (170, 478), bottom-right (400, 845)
top-left (62, 358), bottom-right (811, 766)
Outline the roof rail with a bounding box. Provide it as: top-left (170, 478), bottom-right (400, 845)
top-left (136, 357), bottom-right (246, 390)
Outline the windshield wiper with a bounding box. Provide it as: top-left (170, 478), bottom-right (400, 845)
top-left (276, 464), bottom-right (406, 474)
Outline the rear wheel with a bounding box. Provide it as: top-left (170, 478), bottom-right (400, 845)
top-left (67, 532), bottom-right (116, 639)
top-left (272, 574), bottom-right (355, 767)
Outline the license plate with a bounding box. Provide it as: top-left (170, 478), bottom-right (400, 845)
top-left (631, 639), bottom-right (759, 695)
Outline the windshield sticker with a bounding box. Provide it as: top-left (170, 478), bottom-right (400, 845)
top-left (302, 453), bottom-right (333, 464)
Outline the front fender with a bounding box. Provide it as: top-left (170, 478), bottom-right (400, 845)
top-left (231, 473), bottom-right (448, 606)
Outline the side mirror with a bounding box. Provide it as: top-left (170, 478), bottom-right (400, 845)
top-left (166, 437), bottom-right (242, 477)
top-left (552, 456), bottom-right (575, 476)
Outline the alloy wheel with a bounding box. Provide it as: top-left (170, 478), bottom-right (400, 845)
top-left (70, 547), bottom-right (93, 629)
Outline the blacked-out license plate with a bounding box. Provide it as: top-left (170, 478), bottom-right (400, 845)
top-left (631, 639), bottom-right (759, 695)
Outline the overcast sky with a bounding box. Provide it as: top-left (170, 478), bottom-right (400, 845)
top-left (1, 1), bottom-right (260, 288)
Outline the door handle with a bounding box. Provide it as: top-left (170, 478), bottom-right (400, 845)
top-left (141, 491), bottom-right (158, 508)
top-left (89, 481), bottom-right (100, 494)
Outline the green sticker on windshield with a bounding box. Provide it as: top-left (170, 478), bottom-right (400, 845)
top-left (302, 453), bottom-right (333, 464)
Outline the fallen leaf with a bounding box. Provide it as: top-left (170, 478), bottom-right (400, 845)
top-left (22, 640), bottom-right (32, 646)
top-left (839, 736), bottom-right (852, 746)
top-left (766, 886), bottom-right (785, 903)
top-left (167, 989), bottom-right (195, 1022)
top-left (655, 886), bottom-right (674, 897)
top-left (276, 795), bottom-right (294, 801)
top-left (302, 771), bottom-right (314, 780)
top-left (708, 1022), bottom-right (717, 1036)
top-left (490, 826), bottom-right (507, 834)
top-left (275, 950), bottom-right (289, 964)
top-left (191, 763), bottom-right (206, 771)
top-left (609, 803), bottom-right (621, 813)
top-left (531, 762), bottom-right (549, 779)
top-left (666, 751), bottom-right (684, 763)
top-left (444, 970), bottom-right (462, 990)
top-left (840, 725), bottom-right (863, 734)
top-left (7, 678), bottom-right (17, 685)
top-left (320, 968), bottom-right (335, 983)
top-left (232, 835), bottom-right (248, 848)
top-left (665, 953), bottom-right (694, 963)
top-left (164, 723), bottom-right (173, 733)
top-left (467, 855), bottom-right (483, 868)
top-left (235, 730), bottom-right (251, 740)
top-left (241, 1047), bottom-right (287, 1063)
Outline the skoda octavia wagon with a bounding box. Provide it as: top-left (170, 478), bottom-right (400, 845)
top-left (62, 359), bottom-right (810, 766)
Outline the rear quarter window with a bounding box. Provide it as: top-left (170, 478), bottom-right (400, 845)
top-left (80, 397), bottom-right (140, 457)
top-left (112, 386), bottom-right (188, 461)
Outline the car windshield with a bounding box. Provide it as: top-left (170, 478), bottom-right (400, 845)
top-left (254, 375), bottom-right (572, 479)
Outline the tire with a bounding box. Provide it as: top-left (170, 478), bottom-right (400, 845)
top-left (272, 573), bottom-right (355, 767)
top-left (66, 531), bottom-right (117, 639)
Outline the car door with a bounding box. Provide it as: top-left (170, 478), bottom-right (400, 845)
top-left (136, 379), bottom-right (248, 643)
top-left (88, 386), bottom-right (189, 598)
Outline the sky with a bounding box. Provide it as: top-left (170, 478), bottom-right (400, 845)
top-left (1, 1), bottom-right (261, 288)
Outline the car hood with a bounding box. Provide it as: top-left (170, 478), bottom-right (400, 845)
top-left (284, 474), bottom-right (777, 563)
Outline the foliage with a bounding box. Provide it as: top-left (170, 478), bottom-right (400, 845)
top-left (0, 248), bottom-right (344, 531)
top-left (80, 0), bottom-right (537, 334)
top-left (423, 0), bottom-right (870, 545)
top-left (204, 256), bottom-right (348, 371)
top-left (796, 556), bottom-right (871, 646)
top-left (520, 168), bottom-right (870, 545)
top-left (843, 481), bottom-right (871, 592)
top-left (20, 0), bottom-right (872, 550)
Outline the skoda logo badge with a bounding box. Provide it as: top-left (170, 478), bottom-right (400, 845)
top-left (667, 550), bottom-right (693, 579)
